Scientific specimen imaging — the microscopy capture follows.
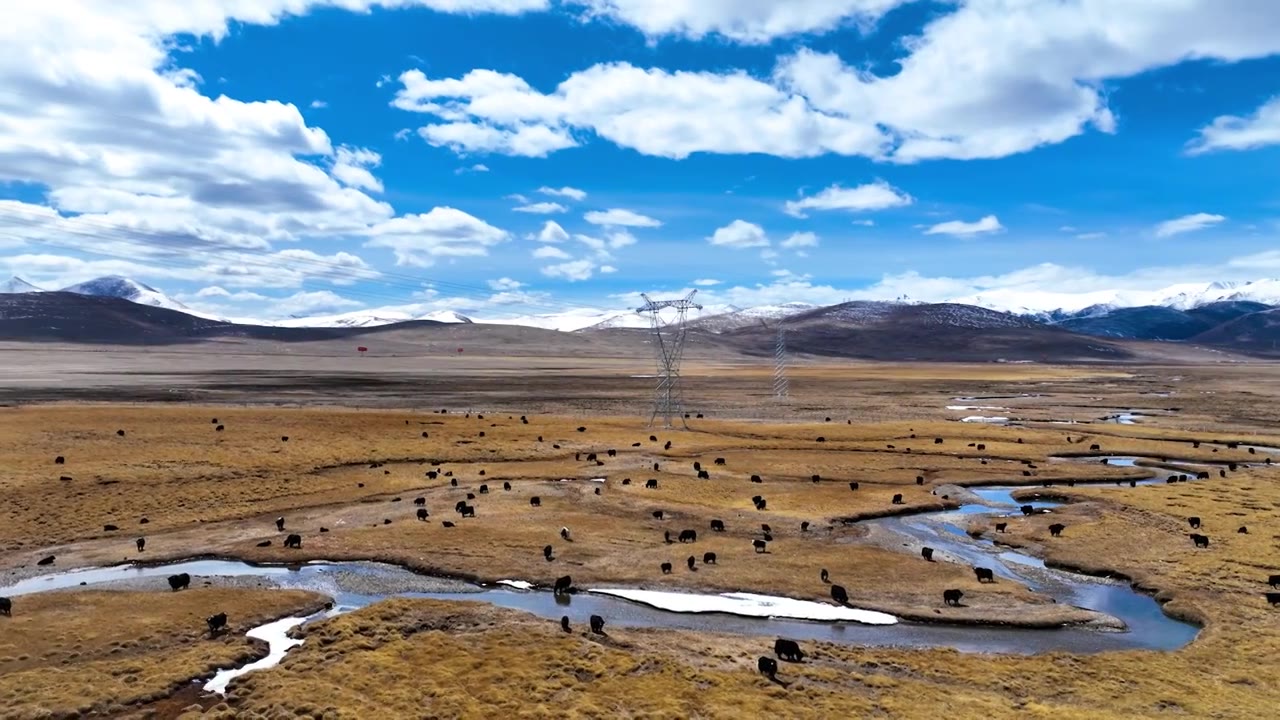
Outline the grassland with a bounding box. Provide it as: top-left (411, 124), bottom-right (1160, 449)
top-left (0, 588), bottom-right (327, 719)
top-left (1, 361), bottom-right (1279, 718)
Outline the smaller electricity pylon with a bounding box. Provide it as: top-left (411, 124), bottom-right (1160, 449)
top-left (773, 325), bottom-right (789, 399)
top-left (636, 290), bottom-right (702, 428)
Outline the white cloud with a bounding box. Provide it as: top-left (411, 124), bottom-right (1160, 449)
top-left (513, 201), bottom-right (567, 214)
top-left (1154, 212), bottom-right (1225, 238)
top-left (416, 121), bottom-right (577, 157)
top-left (540, 258), bottom-right (597, 281)
top-left (271, 290), bottom-right (362, 316)
top-left (924, 215), bottom-right (1004, 237)
top-left (538, 186), bottom-right (587, 201)
top-left (599, 264), bottom-right (617, 274)
top-left (606, 230), bottom-right (637, 249)
top-left (391, 2), bottom-right (1280, 162)
top-left (364, 207), bottom-right (509, 266)
top-left (692, 278), bottom-right (722, 286)
top-left (583, 208), bottom-right (662, 227)
top-left (783, 181), bottom-right (912, 218)
top-left (852, 219), bottom-right (875, 227)
top-left (708, 220), bottom-right (769, 249)
top-left (488, 276), bottom-right (523, 290)
top-left (309, 100), bottom-right (328, 109)
top-left (1076, 231), bottom-right (1108, 240)
top-left (572, 0), bottom-right (908, 43)
top-left (1187, 96), bottom-right (1280, 154)
top-left (780, 232), bottom-right (819, 249)
top-left (454, 163), bottom-right (490, 174)
top-left (331, 146), bottom-right (384, 193)
top-left (532, 220), bottom-right (570, 243)
top-left (532, 245), bottom-right (571, 260)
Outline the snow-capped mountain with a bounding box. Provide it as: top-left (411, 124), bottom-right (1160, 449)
top-left (272, 308), bottom-right (474, 328)
top-left (953, 279), bottom-right (1280, 317)
top-left (0, 276), bottom-right (42, 294)
top-left (59, 276), bottom-right (194, 313)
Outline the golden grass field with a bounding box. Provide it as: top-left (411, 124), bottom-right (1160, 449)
top-left (1, 361), bottom-right (1279, 718)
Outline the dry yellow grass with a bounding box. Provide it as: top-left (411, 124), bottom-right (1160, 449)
top-left (0, 588), bottom-right (327, 719)
top-left (2, 370), bottom-right (1280, 718)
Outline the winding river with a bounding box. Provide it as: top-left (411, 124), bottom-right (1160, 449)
top-left (3, 450), bottom-right (1231, 693)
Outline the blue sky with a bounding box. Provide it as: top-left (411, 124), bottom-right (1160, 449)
top-left (1, 1), bottom-right (1279, 321)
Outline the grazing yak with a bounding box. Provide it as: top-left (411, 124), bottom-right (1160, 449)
top-left (921, 547), bottom-right (934, 561)
top-left (103, 524), bottom-right (118, 532)
top-left (206, 612), bottom-right (228, 635)
top-left (1188, 516), bottom-right (1201, 529)
top-left (830, 585), bottom-right (849, 604)
top-left (442, 521), bottom-right (455, 528)
top-left (652, 510), bottom-right (665, 520)
top-left (458, 504), bottom-right (475, 518)
top-left (1190, 533), bottom-right (1210, 548)
top-left (943, 589), bottom-right (964, 606)
top-left (589, 614), bottom-right (606, 635)
top-left (543, 545), bottom-right (554, 561)
top-left (751, 474), bottom-right (763, 483)
top-left (530, 497), bottom-right (542, 507)
top-left (752, 539), bottom-right (768, 553)
top-left (774, 638), bottom-right (805, 662)
top-left (0, 597), bottom-right (11, 616)
top-left (284, 534), bottom-right (302, 549)
top-left (664, 531), bottom-right (672, 543)
top-left (553, 575), bottom-right (573, 594)
top-left (275, 517), bottom-right (286, 532)
top-left (820, 568), bottom-right (829, 583)
top-left (503, 482), bottom-right (511, 491)
top-left (560, 615), bottom-right (571, 632)
top-left (136, 538), bottom-right (145, 552)
top-left (1020, 505), bottom-right (1036, 516)
top-left (560, 527), bottom-right (572, 541)
top-left (413, 497), bottom-right (426, 506)
top-left (801, 521), bottom-right (810, 532)
top-left (168, 573), bottom-right (191, 591)
top-left (758, 656), bottom-right (778, 679)
top-left (710, 519), bottom-right (725, 532)
top-left (687, 556), bottom-right (697, 570)
top-left (703, 552), bottom-right (717, 565)
top-left (37, 555), bottom-right (55, 566)
top-left (646, 479), bottom-right (659, 489)
top-left (1269, 575), bottom-right (1280, 588)
top-left (1048, 523), bottom-right (1066, 537)
top-left (973, 567), bottom-right (995, 583)
top-left (417, 508), bottom-right (429, 521)
top-left (678, 529), bottom-right (698, 543)
top-left (995, 522), bottom-right (1008, 533)
top-left (714, 458), bottom-right (726, 465)
top-left (479, 484), bottom-right (489, 494)
top-left (848, 482), bottom-right (859, 491)
top-left (891, 494), bottom-right (904, 505)
top-left (256, 540), bottom-right (272, 547)
top-left (661, 562), bottom-right (673, 574)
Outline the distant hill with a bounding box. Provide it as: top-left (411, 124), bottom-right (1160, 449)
top-left (724, 301), bottom-right (1133, 362)
top-left (0, 292), bottom-right (445, 345)
top-left (1055, 306), bottom-right (1211, 340)
top-left (1190, 308), bottom-right (1280, 355)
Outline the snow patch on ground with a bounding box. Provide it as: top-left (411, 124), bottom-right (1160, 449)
top-left (946, 405), bottom-right (1007, 411)
top-left (960, 416), bottom-right (1010, 423)
top-left (204, 616), bottom-right (309, 694)
top-left (587, 589), bottom-right (898, 625)
top-left (497, 579), bottom-right (534, 590)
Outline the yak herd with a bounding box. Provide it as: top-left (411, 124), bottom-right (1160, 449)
top-left (4, 412), bottom-right (1278, 683)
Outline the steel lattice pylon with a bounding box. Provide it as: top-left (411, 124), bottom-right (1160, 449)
top-left (773, 325), bottom-right (789, 399)
top-left (636, 290), bottom-right (702, 428)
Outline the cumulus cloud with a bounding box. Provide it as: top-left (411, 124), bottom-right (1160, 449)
top-left (571, 0), bottom-right (908, 43)
top-left (924, 215), bottom-right (1004, 237)
top-left (513, 201), bottom-right (567, 214)
top-left (583, 208), bottom-right (662, 227)
top-left (780, 232), bottom-right (819, 249)
top-left (1154, 212), bottom-right (1225, 238)
top-left (533, 220), bottom-right (570, 243)
top-left (541, 258), bottom-right (597, 281)
top-left (538, 186), bottom-right (587, 201)
top-left (364, 207), bottom-right (509, 266)
top-left (1187, 96), bottom-right (1280, 154)
top-left (533, 245), bottom-right (571, 260)
top-left (692, 278), bottom-right (722, 286)
top-left (272, 290), bottom-right (363, 316)
top-left (783, 181), bottom-right (912, 218)
top-left (708, 220), bottom-right (769, 249)
top-left (454, 163), bottom-right (490, 174)
top-left (488, 276), bottom-right (524, 291)
top-left (331, 146), bottom-right (384, 192)
top-left (392, 2), bottom-right (1280, 162)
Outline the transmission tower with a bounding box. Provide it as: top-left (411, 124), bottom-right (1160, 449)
top-left (635, 290), bottom-right (703, 428)
top-left (773, 325), bottom-right (789, 399)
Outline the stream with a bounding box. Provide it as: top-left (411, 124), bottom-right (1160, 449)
top-left (0, 457), bottom-right (1208, 694)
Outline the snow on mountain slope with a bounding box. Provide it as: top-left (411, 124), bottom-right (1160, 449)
top-left (272, 307), bottom-right (473, 328)
top-left (952, 279), bottom-right (1280, 315)
top-left (0, 276), bottom-right (42, 293)
top-left (60, 276), bottom-right (193, 312)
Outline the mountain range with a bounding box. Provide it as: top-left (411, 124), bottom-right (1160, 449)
top-left (1, 274), bottom-right (1278, 357)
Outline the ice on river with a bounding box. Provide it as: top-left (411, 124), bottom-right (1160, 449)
top-left (587, 589), bottom-right (898, 625)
